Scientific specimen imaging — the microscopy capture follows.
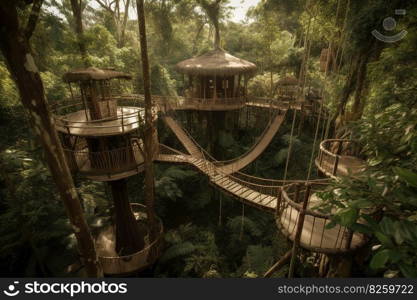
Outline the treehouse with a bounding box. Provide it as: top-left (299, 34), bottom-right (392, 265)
top-left (175, 48), bottom-right (257, 110)
top-left (276, 76), bottom-right (299, 100)
top-left (51, 67), bottom-right (159, 180)
top-left (52, 67), bottom-right (162, 275)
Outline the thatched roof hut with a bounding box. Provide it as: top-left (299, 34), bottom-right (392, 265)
top-left (63, 67), bottom-right (132, 83)
top-left (276, 76), bottom-right (298, 86)
top-left (175, 49), bottom-right (256, 76)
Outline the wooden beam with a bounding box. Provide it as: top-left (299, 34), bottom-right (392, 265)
top-left (263, 250), bottom-right (292, 278)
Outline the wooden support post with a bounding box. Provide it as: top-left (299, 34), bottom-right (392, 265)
top-left (288, 184), bottom-right (311, 278)
top-left (263, 250), bottom-right (292, 278)
top-left (332, 141), bottom-right (343, 176)
top-left (275, 188), bottom-right (282, 217)
top-left (344, 230), bottom-right (354, 250)
top-left (294, 183), bottom-right (301, 203)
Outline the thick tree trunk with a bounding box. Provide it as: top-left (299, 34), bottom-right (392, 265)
top-left (0, 2), bottom-right (101, 277)
top-left (70, 0), bottom-right (90, 67)
top-left (136, 0), bottom-right (158, 240)
top-left (110, 179), bottom-right (145, 255)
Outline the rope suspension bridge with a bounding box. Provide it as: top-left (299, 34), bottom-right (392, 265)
top-left (153, 96), bottom-right (367, 255)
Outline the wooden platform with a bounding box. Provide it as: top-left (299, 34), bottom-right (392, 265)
top-left (279, 193), bottom-right (365, 253)
top-left (95, 204), bottom-right (163, 275)
top-left (55, 107), bottom-right (145, 137)
top-left (315, 155), bottom-right (366, 178)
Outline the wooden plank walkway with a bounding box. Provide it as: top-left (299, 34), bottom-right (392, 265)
top-left (163, 116), bottom-right (203, 158)
top-left (163, 113), bottom-right (285, 175)
top-left (217, 112), bottom-right (286, 174)
top-left (156, 153), bottom-right (278, 213)
top-left (156, 152), bottom-right (365, 253)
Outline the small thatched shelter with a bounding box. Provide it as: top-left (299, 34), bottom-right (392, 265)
top-left (63, 67), bottom-right (131, 83)
top-left (175, 49), bottom-right (257, 99)
top-left (63, 67), bottom-right (132, 120)
top-left (276, 76), bottom-right (299, 100)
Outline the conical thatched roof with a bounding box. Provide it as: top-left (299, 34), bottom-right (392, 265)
top-left (175, 49), bottom-right (257, 76)
top-left (277, 76), bottom-right (298, 86)
top-left (63, 67), bottom-right (132, 83)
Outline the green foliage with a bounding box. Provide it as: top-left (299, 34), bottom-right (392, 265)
top-left (156, 223), bottom-right (221, 277)
top-left (236, 245), bottom-right (273, 277)
top-left (319, 104), bottom-right (417, 277)
top-left (0, 145), bottom-right (74, 276)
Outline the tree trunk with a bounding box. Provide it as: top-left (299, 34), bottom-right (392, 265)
top-left (119, 0), bottom-right (130, 48)
top-left (70, 0), bottom-right (90, 67)
top-left (136, 0), bottom-right (158, 241)
top-left (0, 2), bottom-right (101, 277)
top-left (110, 179), bottom-right (145, 255)
top-left (25, 0), bottom-right (43, 40)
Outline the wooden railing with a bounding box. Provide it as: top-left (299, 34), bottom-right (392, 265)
top-left (96, 203), bottom-right (164, 275)
top-left (316, 139), bottom-right (363, 177)
top-left (64, 141), bottom-right (143, 175)
top-left (51, 95), bottom-right (149, 134)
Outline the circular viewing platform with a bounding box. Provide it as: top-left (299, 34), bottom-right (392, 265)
top-left (278, 183), bottom-right (367, 254)
top-left (95, 203), bottom-right (164, 276)
top-left (64, 139), bottom-right (147, 181)
top-left (52, 97), bottom-right (148, 137)
top-left (315, 139), bottom-right (366, 178)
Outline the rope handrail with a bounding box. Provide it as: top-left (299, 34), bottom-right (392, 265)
top-left (160, 102), bottom-right (330, 192)
top-left (280, 184), bottom-right (332, 219)
top-left (319, 139), bottom-right (360, 158)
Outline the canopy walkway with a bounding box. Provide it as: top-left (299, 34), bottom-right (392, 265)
top-left (157, 144), bottom-right (365, 254)
top-left (162, 116), bottom-right (204, 159)
top-left (156, 112), bottom-right (366, 254)
top-left (163, 110), bottom-right (286, 175)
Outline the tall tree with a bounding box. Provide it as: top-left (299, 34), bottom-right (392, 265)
top-left (136, 0), bottom-right (158, 239)
top-left (0, 0), bottom-right (102, 277)
top-left (95, 0), bottom-right (131, 48)
top-left (197, 0), bottom-right (225, 49)
top-left (70, 0), bottom-right (90, 66)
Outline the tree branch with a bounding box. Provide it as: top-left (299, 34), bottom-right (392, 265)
top-left (25, 0), bottom-right (43, 40)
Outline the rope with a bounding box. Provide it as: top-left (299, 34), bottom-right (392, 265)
top-left (306, 98), bottom-right (323, 181)
top-left (239, 202), bottom-right (245, 240)
top-left (283, 109), bottom-right (297, 183)
top-left (218, 192), bottom-right (222, 226)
